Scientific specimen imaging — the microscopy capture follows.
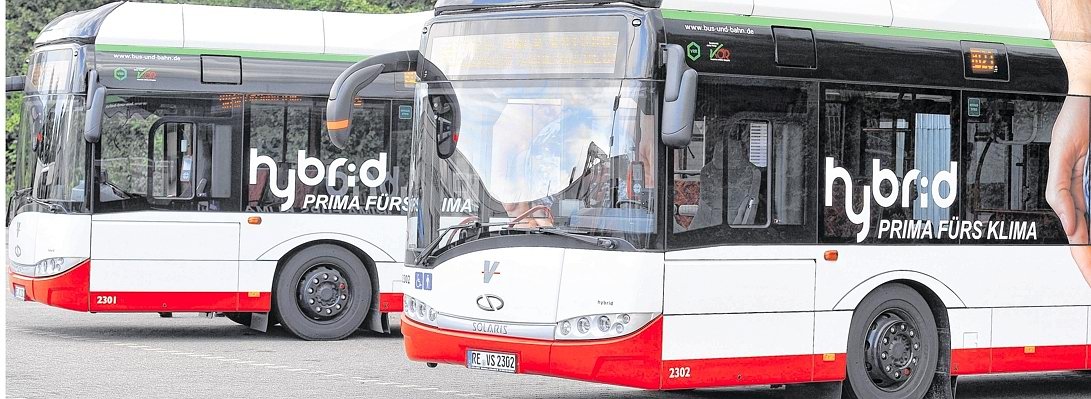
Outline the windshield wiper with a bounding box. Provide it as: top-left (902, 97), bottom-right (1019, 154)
top-left (503, 226), bottom-right (621, 250)
top-left (22, 195), bottom-right (68, 214)
top-left (414, 221), bottom-right (515, 266)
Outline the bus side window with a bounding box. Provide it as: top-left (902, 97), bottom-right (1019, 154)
top-left (671, 76), bottom-right (814, 244)
top-left (820, 87), bottom-right (955, 244)
top-left (726, 120), bottom-right (770, 227)
top-left (962, 94), bottom-right (1067, 244)
top-left (150, 122), bottom-right (195, 202)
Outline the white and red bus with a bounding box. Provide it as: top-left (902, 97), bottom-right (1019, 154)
top-left (327, 0), bottom-right (1091, 396)
top-left (6, 2), bottom-right (431, 340)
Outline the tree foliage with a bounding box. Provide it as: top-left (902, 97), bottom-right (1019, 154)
top-left (5, 0), bottom-right (435, 193)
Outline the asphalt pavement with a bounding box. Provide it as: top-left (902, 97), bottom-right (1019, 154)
top-left (6, 297), bottom-right (1091, 398)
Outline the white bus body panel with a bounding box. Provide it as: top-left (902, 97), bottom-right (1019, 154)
top-left (95, 3), bottom-right (433, 57)
top-left (94, 3), bottom-right (184, 48)
top-left (413, 247), bottom-right (566, 324)
top-left (890, 0), bottom-right (1051, 40)
top-left (7, 212), bottom-right (91, 265)
top-left (88, 211), bottom-right (407, 297)
top-left (664, 259), bottom-right (815, 314)
top-left (409, 248), bottom-right (663, 325)
top-left (555, 250), bottom-right (663, 321)
top-left (992, 307), bottom-right (1088, 348)
top-left (752, 0), bottom-right (893, 27)
top-left (662, 0), bottom-right (1052, 40)
top-left (90, 216), bottom-right (240, 293)
top-left (663, 312), bottom-right (814, 360)
top-left (663, 245), bottom-right (1091, 364)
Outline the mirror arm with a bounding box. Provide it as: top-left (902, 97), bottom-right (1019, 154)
top-left (327, 50), bottom-right (420, 149)
top-left (6, 75), bottom-right (25, 92)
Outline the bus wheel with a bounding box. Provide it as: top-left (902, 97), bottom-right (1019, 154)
top-left (273, 244), bottom-right (372, 341)
top-left (845, 283), bottom-right (939, 399)
top-left (224, 312), bottom-right (252, 327)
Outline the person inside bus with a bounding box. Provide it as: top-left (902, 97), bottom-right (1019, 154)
top-left (1039, 0), bottom-right (1091, 287)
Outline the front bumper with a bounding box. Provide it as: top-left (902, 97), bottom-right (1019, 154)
top-left (402, 315), bottom-right (664, 389)
top-left (9, 259), bottom-right (90, 311)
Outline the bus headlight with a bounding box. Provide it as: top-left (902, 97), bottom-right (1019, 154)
top-left (402, 295), bottom-right (438, 327)
top-left (555, 313), bottom-right (657, 340)
top-left (9, 257), bottom-right (86, 278)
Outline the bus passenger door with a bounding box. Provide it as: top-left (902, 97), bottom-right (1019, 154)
top-left (91, 118), bottom-right (242, 313)
top-left (664, 77), bottom-right (823, 388)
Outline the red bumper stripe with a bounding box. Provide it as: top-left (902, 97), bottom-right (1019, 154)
top-left (403, 316), bottom-right (663, 389)
top-left (87, 291), bottom-right (272, 312)
top-left (9, 260), bottom-right (91, 311)
top-left (952, 345), bottom-right (1090, 375)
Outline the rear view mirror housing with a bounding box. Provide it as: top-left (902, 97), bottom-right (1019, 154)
top-left (84, 70), bottom-right (106, 143)
top-left (661, 44), bottom-right (698, 148)
top-left (429, 87), bottom-right (460, 160)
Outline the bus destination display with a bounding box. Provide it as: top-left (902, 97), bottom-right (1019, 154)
top-left (961, 41), bottom-right (1009, 81)
top-left (969, 47), bottom-right (999, 74)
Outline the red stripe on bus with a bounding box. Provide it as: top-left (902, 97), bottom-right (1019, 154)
top-left (661, 353), bottom-right (846, 389)
top-left (952, 345), bottom-right (1090, 375)
top-left (379, 292), bottom-right (403, 312)
top-left (89, 291), bottom-right (270, 312)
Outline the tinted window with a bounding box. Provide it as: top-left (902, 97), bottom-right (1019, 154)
top-left (246, 97), bottom-right (398, 214)
top-left (97, 93), bottom-right (243, 212)
top-left (670, 76), bottom-right (816, 248)
top-left (962, 93), bottom-right (1067, 244)
top-left (820, 86), bottom-right (956, 244)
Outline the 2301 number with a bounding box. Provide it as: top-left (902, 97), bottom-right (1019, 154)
top-left (95, 295), bottom-right (117, 305)
top-left (668, 367), bottom-right (691, 379)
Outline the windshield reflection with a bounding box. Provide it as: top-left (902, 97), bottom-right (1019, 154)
top-left (11, 94), bottom-right (87, 216)
top-left (409, 79), bottom-right (659, 257)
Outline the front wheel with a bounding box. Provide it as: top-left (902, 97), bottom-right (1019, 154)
top-left (845, 283), bottom-right (940, 399)
top-left (273, 244), bottom-right (372, 340)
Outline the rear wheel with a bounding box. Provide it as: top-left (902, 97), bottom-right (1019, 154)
top-left (845, 283), bottom-right (939, 399)
top-left (273, 244), bottom-right (372, 341)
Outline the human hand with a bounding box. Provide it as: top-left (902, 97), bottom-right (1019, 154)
top-left (1046, 96), bottom-right (1091, 287)
top-left (1047, 97), bottom-right (1090, 244)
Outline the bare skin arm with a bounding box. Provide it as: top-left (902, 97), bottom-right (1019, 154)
top-left (1039, 0), bottom-right (1091, 287)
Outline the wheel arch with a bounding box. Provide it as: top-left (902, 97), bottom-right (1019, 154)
top-left (832, 270), bottom-right (966, 311)
top-left (270, 239), bottom-right (388, 334)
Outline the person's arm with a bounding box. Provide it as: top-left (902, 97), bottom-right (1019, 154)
top-left (1039, 0), bottom-right (1091, 95)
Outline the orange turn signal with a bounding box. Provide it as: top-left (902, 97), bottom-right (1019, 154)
top-left (824, 250), bottom-right (839, 262)
top-left (247, 216), bottom-right (262, 225)
top-left (327, 119), bottom-right (349, 130)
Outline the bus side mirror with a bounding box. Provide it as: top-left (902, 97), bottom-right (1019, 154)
top-left (6, 75), bottom-right (25, 92)
top-left (430, 90), bottom-right (460, 160)
top-left (84, 86), bottom-right (106, 143)
top-left (326, 51), bottom-right (420, 149)
top-left (661, 44), bottom-right (697, 149)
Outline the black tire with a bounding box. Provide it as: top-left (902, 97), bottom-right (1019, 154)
top-left (224, 312), bottom-right (252, 327)
top-left (845, 283), bottom-right (939, 399)
top-left (273, 244), bottom-right (372, 341)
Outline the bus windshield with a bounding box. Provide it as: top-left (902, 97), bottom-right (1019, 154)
top-left (10, 48), bottom-right (88, 217)
top-left (409, 78), bottom-right (659, 257)
top-left (11, 94), bottom-right (87, 215)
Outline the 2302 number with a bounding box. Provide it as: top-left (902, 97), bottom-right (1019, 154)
top-left (668, 367), bottom-right (691, 379)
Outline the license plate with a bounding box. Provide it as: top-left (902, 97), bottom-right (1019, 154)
top-left (466, 350), bottom-right (517, 373)
top-left (13, 284), bottom-right (26, 301)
